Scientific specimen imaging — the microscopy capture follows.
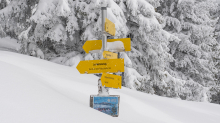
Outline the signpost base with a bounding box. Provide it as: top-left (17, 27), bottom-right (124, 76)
top-left (90, 95), bottom-right (120, 117)
top-left (98, 78), bottom-right (109, 95)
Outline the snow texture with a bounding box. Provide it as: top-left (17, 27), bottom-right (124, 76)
top-left (106, 41), bottom-right (125, 52)
top-left (0, 37), bottom-right (20, 51)
top-left (1, 51), bottom-right (220, 123)
top-left (0, 0), bottom-right (220, 103)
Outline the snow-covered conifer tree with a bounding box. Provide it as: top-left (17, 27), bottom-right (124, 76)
top-left (0, 0), bottom-right (37, 38)
top-left (112, 0), bottom-right (189, 98)
top-left (157, 0), bottom-right (220, 101)
top-left (0, 0), bottom-right (39, 54)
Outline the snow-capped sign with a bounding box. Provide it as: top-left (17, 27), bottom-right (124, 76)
top-left (106, 41), bottom-right (125, 52)
top-left (105, 18), bottom-right (116, 36)
top-left (83, 38), bottom-right (131, 53)
top-left (103, 51), bottom-right (118, 59)
top-left (101, 73), bottom-right (121, 89)
top-left (90, 95), bottom-right (120, 117)
top-left (76, 59), bottom-right (124, 74)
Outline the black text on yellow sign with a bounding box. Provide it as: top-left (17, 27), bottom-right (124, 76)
top-left (101, 73), bottom-right (122, 89)
top-left (103, 51), bottom-right (118, 59)
top-left (76, 59), bottom-right (124, 74)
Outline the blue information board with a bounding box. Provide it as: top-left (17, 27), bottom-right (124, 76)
top-left (93, 96), bottom-right (119, 116)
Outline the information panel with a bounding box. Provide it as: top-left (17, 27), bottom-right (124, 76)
top-left (90, 95), bottom-right (120, 117)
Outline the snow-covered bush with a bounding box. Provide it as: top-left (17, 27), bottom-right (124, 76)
top-left (27, 42), bottom-right (44, 59)
top-left (0, 25), bottom-right (6, 38)
top-left (50, 51), bottom-right (81, 66)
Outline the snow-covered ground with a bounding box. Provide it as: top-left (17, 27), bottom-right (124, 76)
top-left (0, 37), bottom-right (20, 52)
top-left (0, 51), bottom-right (220, 123)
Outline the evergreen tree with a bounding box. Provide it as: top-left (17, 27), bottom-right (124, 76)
top-left (0, 0), bottom-right (39, 54)
top-left (157, 0), bottom-right (220, 101)
top-left (0, 0), bottom-right (38, 38)
top-left (113, 0), bottom-right (188, 98)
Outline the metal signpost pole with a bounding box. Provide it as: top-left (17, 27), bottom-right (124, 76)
top-left (101, 7), bottom-right (107, 53)
top-left (78, 6), bottom-right (130, 117)
top-left (98, 7), bottom-right (109, 95)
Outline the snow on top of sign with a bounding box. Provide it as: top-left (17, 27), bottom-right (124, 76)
top-left (87, 41), bottom-right (125, 53)
top-left (107, 41), bottom-right (125, 52)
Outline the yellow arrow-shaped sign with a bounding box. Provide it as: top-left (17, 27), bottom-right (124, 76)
top-left (103, 51), bottom-right (118, 59)
top-left (105, 18), bottom-right (116, 36)
top-left (83, 38), bottom-right (131, 53)
top-left (101, 73), bottom-right (121, 89)
top-left (76, 59), bottom-right (124, 74)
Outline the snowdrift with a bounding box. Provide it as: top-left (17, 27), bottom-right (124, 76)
top-left (0, 51), bottom-right (220, 123)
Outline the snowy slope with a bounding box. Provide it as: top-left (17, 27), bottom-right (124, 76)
top-left (0, 37), bottom-right (20, 52)
top-left (0, 51), bottom-right (220, 123)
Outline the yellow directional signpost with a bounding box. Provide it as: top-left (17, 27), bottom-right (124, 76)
top-left (105, 18), bottom-right (116, 36)
top-left (76, 59), bottom-right (124, 74)
top-left (103, 51), bottom-right (117, 59)
top-left (77, 7), bottom-right (131, 117)
top-left (101, 73), bottom-right (121, 89)
top-left (83, 38), bottom-right (131, 53)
